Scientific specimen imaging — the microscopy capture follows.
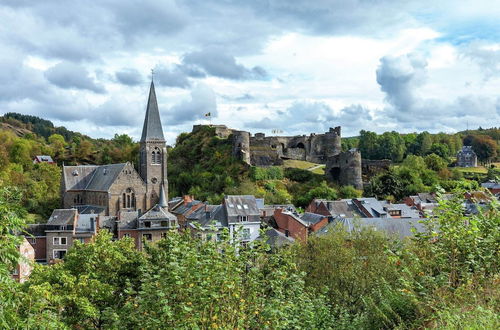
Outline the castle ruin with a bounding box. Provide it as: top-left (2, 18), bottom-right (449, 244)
top-left (192, 125), bottom-right (363, 189)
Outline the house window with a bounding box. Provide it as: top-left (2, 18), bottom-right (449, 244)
top-left (161, 221), bottom-right (168, 227)
top-left (143, 234), bottom-right (152, 241)
top-left (170, 220), bottom-right (176, 227)
top-left (76, 238), bottom-right (85, 244)
top-left (12, 267), bottom-right (18, 275)
top-left (53, 237), bottom-right (67, 245)
top-left (123, 233), bottom-right (131, 238)
top-left (238, 216), bottom-right (248, 222)
top-left (29, 238), bottom-right (36, 244)
top-left (144, 221), bottom-right (151, 228)
top-left (241, 228), bottom-right (251, 240)
top-left (53, 250), bottom-right (67, 259)
top-left (161, 232), bottom-right (167, 239)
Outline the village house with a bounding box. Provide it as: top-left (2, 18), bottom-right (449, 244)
top-left (482, 180), bottom-right (500, 195)
top-left (12, 237), bottom-right (35, 283)
top-left (185, 195), bottom-right (262, 244)
top-left (456, 146), bottom-right (478, 167)
top-left (316, 217), bottom-right (425, 240)
top-left (273, 208), bottom-right (330, 242)
top-left (33, 155), bottom-right (55, 165)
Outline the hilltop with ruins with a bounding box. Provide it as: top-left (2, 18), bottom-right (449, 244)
top-left (192, 124), bottom-right (363, 189)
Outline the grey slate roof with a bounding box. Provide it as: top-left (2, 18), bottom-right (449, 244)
top-left (263, 228), bottom-right (295, 248)
top-left (63, 165), bottom-right (98, 191)
top-left (141, 81), bottom-right (165, 142)
top-left (319, 200), bottom-right (362, 218)
top-left (482, 180), bottom-right (500, 189)
top-left (300, 212), bottom-right (327, 225)
top-left (224, 195), bottom-right (260, 217)
top-left (139, 204), bottom-right (177, 221)
top-left (188, 205), bottom-right (227, 228)
top-left (385, 203), bottom-right (421, 218)
top-left (34, 155), bottom-right (54, 163)
top-left (317, 217), bottom-right (425, 239)
top-left (171, 200), bottom-right (203, 215)
top-left (75, 205), bottom-right (106, 215)
top-left (47, 209), bottom-right (77, 226)
top-left (85, 163), bottom-right (127, 191)
top-left (62, 163), bottom-right (128, 192)
top-left (26, 224), bottom-right (47, 236)
top-left (350, 198), bottom-right (389, 218)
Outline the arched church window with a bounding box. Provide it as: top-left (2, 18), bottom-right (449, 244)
top-left (151, 150), bottom-right (156, 165)
top-left (123, 188), bottom-right (135, 209)
top-left (156, 150), bottom-right (161, 164)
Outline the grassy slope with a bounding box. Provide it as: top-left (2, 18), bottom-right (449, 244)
top-left (282, 159), bottom-right (326, 175)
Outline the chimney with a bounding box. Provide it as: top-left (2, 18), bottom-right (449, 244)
top-left (96, 215), bottom-right (101, 232)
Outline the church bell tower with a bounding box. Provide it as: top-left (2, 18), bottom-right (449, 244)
top-left (139, 80), bottom-right (168, 208)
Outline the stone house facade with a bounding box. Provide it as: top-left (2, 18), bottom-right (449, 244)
top-left (456, 146), bottom-right (478, 167)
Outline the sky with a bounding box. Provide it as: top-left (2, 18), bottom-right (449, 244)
top-left (1, 0), bottom-right (500, 143)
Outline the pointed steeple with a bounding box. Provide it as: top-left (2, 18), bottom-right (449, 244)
top-left (158, 184), bottom-right (168, 208)
top-left (141, 81), bottom-right (165, 142)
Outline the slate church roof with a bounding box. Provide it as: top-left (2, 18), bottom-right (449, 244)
top-left (62, 163), bottom-right (128, 192)
top-left (141, 81), bottom-right (165, 142)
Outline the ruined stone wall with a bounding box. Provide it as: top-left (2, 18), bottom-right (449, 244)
top-left (246, 127), bottom-right (342, 166)
top-left (325, 150), bottom-right (363, 189)
top-left (190, 124), bottom-right (362, 188)
top-left (231, 130), bottom-right (251, 165)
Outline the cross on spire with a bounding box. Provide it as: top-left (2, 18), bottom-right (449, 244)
top-left (151, 68), bottom-right (155, 82)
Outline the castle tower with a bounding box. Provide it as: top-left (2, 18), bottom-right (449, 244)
top-left (139, 81), bottom-right (168, 208)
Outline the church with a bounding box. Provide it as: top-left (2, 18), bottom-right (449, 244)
top-left (61, 81), bottom-right (169, 216)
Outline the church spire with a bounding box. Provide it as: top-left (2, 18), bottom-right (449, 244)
top-left (140, 80), bottom-right (165, 142)
top-left (158, 184), bottom-right (168, 208)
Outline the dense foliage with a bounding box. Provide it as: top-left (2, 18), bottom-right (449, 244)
top-left (1, 187), bottom-right (498, 328)
top-left (366, 154), bottom-right (486, 200)
top-left (351, 128), bottom-right (499, 164)
top-left (167, 126), bottom-right (249, 203)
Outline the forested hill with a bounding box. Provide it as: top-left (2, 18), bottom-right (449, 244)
top-left (0, 113), bottom-right (139, 220)
top-left (342, 128), bottom-right (499, 164)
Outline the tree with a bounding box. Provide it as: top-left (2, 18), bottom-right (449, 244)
top-left (368, 168), bottom-right (405, 200)
top-left (424, 153), bottom-right (447, 172)
top-left (358, 130), bottom-right (379, 159)
top-left (429, 143), bottom-right (450, 159)
top-left (25, 231), bottom-right (145, 329)
top-left (413, 193), bottom-right (499, 288)
top-left (48, 134), bottom-right (66, 160)
top-left (8, 139), bottom-right (32, 167)
top-left (472, 136), bottom-right (497, 164)
top-left (378, 131), bottom-right (406, 162)
top-left (413, 132), bottom-right (432, 156)
top-left (122, 231), bottom-right (331, 329)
